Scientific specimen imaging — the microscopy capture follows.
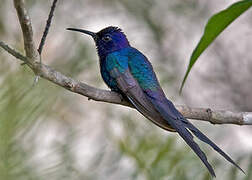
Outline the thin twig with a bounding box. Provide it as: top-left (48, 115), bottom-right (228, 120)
top-left (38, 0), bottom-right (58, 55)
top-left (0, 41), bottom-right (27, 62)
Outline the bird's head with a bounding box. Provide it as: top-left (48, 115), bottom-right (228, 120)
top-left (67, 26), bottom-right (130, 57)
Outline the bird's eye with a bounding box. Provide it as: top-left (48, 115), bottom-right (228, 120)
top-left (102, 35), bottom-right (112, 42)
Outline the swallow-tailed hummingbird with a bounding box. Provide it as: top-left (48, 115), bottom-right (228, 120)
top-left (67, 26), bottom-right (244, 177)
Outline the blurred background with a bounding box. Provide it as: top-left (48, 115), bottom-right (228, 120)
top-left (0, 0), bottom-right (252, 179)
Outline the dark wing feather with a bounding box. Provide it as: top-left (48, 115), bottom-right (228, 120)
top-left (112, 68), bottom-right (175, 131)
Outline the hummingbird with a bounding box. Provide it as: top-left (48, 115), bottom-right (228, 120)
top-left (67, 26), bottom-right (243, 177)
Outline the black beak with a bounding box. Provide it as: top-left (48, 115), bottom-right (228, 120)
top-left (67, 28), bottom-right (97, 40)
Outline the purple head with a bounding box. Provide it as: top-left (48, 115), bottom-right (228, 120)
top-left (67, 26), bottom-right (130, 57)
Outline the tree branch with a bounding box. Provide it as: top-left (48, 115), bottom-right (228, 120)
top-left (0, 0), bottom-right (251, 125)
top-left (14, 0), bottom-right (38, 61)
top-left (176, 106), bottom-right (252, 125)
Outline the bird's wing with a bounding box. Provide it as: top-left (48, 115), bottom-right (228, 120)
top-left (110, 67), bottom-right (175, 131)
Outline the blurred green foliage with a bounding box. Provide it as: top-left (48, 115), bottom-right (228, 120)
top-left (180, 0), bottom-right (252, 93)
top-left (0, 1), bottom-right (251, 180)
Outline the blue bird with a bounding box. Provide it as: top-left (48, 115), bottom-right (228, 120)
top-left (67, 26), bottom-right (244, 177)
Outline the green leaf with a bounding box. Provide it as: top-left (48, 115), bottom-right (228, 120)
top-left (179, 0), bottom-right (252, 93)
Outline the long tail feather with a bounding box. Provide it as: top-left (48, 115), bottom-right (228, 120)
top-left (148, 98), bottom-right (244, 176)
top-left (174, 124), bottom-right (216, 177)
top-left (183, 120), bottom-right (245, 173)
top-left (149, 98), bottom-right (216, 177)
